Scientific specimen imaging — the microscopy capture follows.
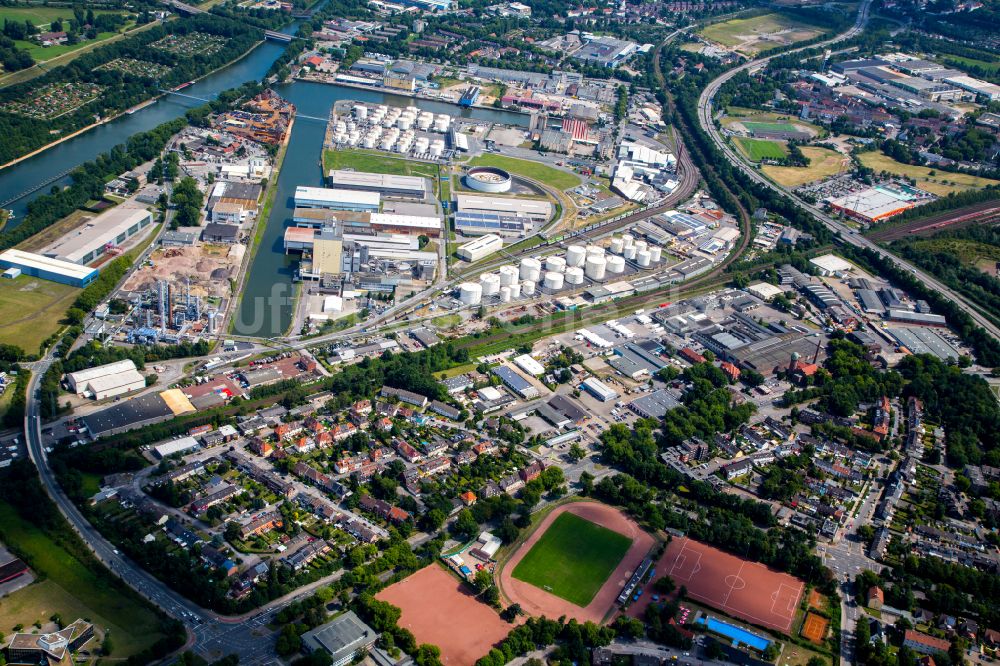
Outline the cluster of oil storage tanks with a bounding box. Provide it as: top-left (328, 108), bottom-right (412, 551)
top-left (608, 233), bottom-right (662, 268)
top-left (456, 242), bottom-right (632, 307)
top-left (333, 104), bottom-right (452, 154)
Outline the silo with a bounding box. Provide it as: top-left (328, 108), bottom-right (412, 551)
top-left (434, 115), bottom-right (450, 132)
top-left (353, 104), bottom-right (368, 120)
top-left (363, 133), bottom-right (378, 149)
top-left (397, 116), bottom-right (413, 131)
top-left (522, 280), bottom-right (536, 296)
top-left (500, 286), bottom-right (512, 303)
top-left (509, 282), bottom-right (522, 299)
top-left (610, 237), bottom-right (624, 254)
top-left (544, 255), bottom-right (566, 273)
top-left (543, 271), bottom-right (564, 290)
top-left (607, 255), bottom-right (626, 274)
top-left (519, 257), bottom-right (541, 282)
top-left (498, 265), bottom-right (518, 287)
top-left (458, 282), bottom-right (482, 305)
top-left (585, 255), bottom-right (607, 280)
top-left (622, 233), bottom-right (635, 248)
top-left (480, 273), bottom-right (501, 296)
top-left (566, 245), bottom-right (586, 267)
top-left (637, 250), bottom-right (651, 268)
top-left (565, 266), bottom-right (584, 285)
top-left (623, 244), bottom-right (637, 260)
top-left (429, 140), bottom-right (445, 158)
top-left (417, 112), bottom-right (433, 130)
top-left (650, 246), bottom-right (662, 262)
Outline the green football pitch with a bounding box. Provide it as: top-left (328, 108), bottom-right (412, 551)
top-left (735, 137), bottom-right (788, 161)
top-left (511, 512), bottom-right (632, 607)
top-left (743, 121), bottom-right (799, 134)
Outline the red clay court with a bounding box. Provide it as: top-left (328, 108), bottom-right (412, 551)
top-left (376, 564), bottom-right (512, 664)
top-left (661, 537), bottom-right (804, 634)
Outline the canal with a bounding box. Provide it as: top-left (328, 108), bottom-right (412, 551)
top-left (0, 32), bottom-right (526, 337)
top-left (233, 80), bottom-right (527, 337)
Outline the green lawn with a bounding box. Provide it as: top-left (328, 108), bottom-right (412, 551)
top-left (512, 512), bottom-right (632, 607)
top-left (742, 121), bottom-right (800, 134)
top-left (0, 276), bottom-right (78, 355)
top-left (699, 12), bottom-right (824, 53)
top-left (469, 154), bottom-right (581, 191)
top-left (735, 137), bottom-right (788, 161)
top-left (0, 502), bottom-right (164, 657)
top-left (322, 149), bottom-right (439, 178)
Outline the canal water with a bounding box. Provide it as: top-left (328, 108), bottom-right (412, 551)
top-left (0, 36), bottom-right (525, 337)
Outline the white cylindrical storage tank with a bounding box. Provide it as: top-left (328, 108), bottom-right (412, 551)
top-left (635, 240), bottom-right (648, 253)
top-left (417, 114), bottom-right (432, 131)
top-left (335, 132), bottom-right (347, 144)
top-left (346, 121), bottom-right (356, 132)
top-left (509, 282), bottom-right (521, 299)
top-left (480, 273), bottom-right (501, 296)
top-left (543, 271), bottom-right (564, 290)
top-left (586, 244), bottom-right (604, 258)
top-left (348, 131), bottom-right (360, 146)
top-left (610, 237), bottom-right (624, 254)
top-left (434, 116), bottom-right (449, 132)
top-left (459, 282), bottom-right (482, 306)
top-left (522, 280), bottom-right (536, 296)
top-left (545, 255), bottom-right (566, 273)
top-left (623, 244), bottom-right (637, 260)
top-left (519, 257), bottom-right (541, 282)
top-left (585, 255), bottom-right (607, 280)
top-left (406, 105), bottom-right (419, 114)
top-left (381, 136), bottom-right (396, 151)
top-left (566, 245), bottom-right (586, 267)
top-left (353, 104), bottom-right (368, 120)
top-left (376, 104), bottom-right (388, 113)
top-left (607, 255), bottom-right (626, 274)
top-left (398, 117), bottom-right (413, 131)
top-left (565, 266), bottom-right (584, 285)
top-left (429, 141), bottom-right (444, 158)
top-left (498, 265), bottom-right (518, 287)
top-left (500, 286), bottom-right (512, 303)
top-left (363, 134), bottom-right (377, 149)
top-left (637, 250), bottom-right (651, 268)
top-left (650, 246), bottom-right (662, 262)
top-left (622, 233), bottom-right (635, 248)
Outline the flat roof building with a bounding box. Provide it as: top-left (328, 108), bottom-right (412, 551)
top-left (42, 207), bottom-right (153, 265)
top-left (457, 234), bottom-right (503, 262)
top-left (301, 612), bottom-right (378, 666)
top-left (65, 360), bottom-right (146, 400)
top-left (0, 249), bottom-right (98, 287)
top-left (627, 389), bottom-right (680, 418)
top-left (153, 436), bottom-right (201, 459)
top-left (455, 194), bottom-right (553, 222)
top-left (328, 170), bottom-right (428, 199)
top-left (492, 365), bottom-right (538, 399)
top-left (294, 186), bottom-right (380, 212)
top-left (81, 393), bottom-right (176, 438)
top-left (368, 212), bottom-right (441, 237)
top-left (809, 254), bottom-right (853, 276)
top-left (454, 211), bottom-right (532, 237)
top-left (581, 376), bottom-right (618, 402)
top-left (5, 619), bottom-right (94, 666)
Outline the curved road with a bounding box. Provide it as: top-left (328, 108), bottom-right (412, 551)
top-left (696, 0), bottom-right (1000, 342)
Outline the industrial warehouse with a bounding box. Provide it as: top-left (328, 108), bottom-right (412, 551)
top-left (41, 206), bottom-right (154, 265)
top-left (454, 194), bottom-right (553, 223)
top-left (65, 359), bottom-right (147, 400)
top-left (0, 249), bottom-right (98, 287)
top-left (294, 187), bottom-right (381, 213)
top-left (327, 170), bottom-right (429, 199)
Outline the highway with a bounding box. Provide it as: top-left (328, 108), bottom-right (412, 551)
top-left (695, 0), bottom-right (1000, 343)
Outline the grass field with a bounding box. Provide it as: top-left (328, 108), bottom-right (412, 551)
top-left (469, 154), bottom-right (581, 191)
top-left (322, 149), bottom-right (439, 178)
top-left (942, 54), bottom-right (1000, 74)
top-left (700, 12), bottom-right (823, 53)
top-left (762, 146), bottom-right (847, 187)
top-left (0, 276), bottom-right (78, 354)
top-left (511, 512), bottom-right (632, 607)
top-left (735, 137), bottom-right (788, 161)
top-left (0, 503), bottom-right (164, 656)
top-left (858, 151), bottom-right (1000, 196)
top-left (742, 121), bottom-right (800, 134)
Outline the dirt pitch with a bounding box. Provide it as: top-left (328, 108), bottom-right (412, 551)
top-left (662, 537), bottom-right (805, 634)
top-left (376, 564), bottom-right (512, 664)
top-left (498, 501), bottom-right (654, 624)
top-left (801, 611), bottom-right (830, 643)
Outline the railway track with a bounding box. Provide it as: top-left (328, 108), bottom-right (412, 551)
top-left (867, 200), bottom-right (1000, 242)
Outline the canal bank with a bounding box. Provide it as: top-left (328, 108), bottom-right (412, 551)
top-left (231, 80), bottom-right (528, 338)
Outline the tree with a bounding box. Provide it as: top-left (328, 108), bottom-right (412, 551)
top-left (453, 509), bottom-right (478, 538)
top-left (568, 442), bottom-right (586, 462)
top-left (763, 643), bottom-right (780, 661)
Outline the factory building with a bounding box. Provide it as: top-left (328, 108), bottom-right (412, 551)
top-left (581, 377), bottom-right (618, 402)
top-left (943, 75), bottom-right (1000, 101)
top-left (294, 186), bottom-right (380, 213)
top-left (0, 249), bottom-right (98, 287)
top-left (457, 234), bottom-right (503, 262)
top-left (826, 186), bottom-right (921, 224)
top-left (327, 170), bottom-right (429, 199)
top-left (455, 194), bottom-right (553, 223)
top-left (65, 359), bottom-right (147, 400)
top-left (454, 211), bottom-right (533, 237)
top-left (369, 212), bottom-right (441, 237)
top-left (492, 365), bottom-right (538, 399)
top-left (42, 207), bottom-right (153, 265)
